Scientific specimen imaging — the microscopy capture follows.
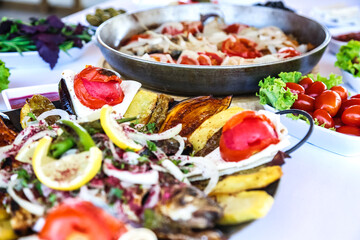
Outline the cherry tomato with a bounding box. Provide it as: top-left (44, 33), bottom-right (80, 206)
top-left (278, 47), bottom-right (301, 58)
top-left (351, 94), bottom-right (360, 99)
top-left (39, 199), bottom-right (127, 240)
top-left (224, 23), bottom-right (249, 34)
top-left (219, 111), bottom-right (279, 162)
top-left (336, 125), bottom-right (360, 136)
top-left (74, 66), bottom-right (124, 110)
top-left (221, 36), bottom-right (262, 58)
top-left (198, 54), bottom-right (212, 65)
top-left (177, 55), bottom-right (200, 65)
top-left (314, 90), bottom-right (341, 117)
top-left (299, 77), bottom-right (314, 90)
top-left (292, 93), bottom-right (315, 113)
top-left (338, 98), bottom-right (360, 117)
top-left (341, 105), bottom-right (360, 127)
top-left (149, 53), bottom-right (175, 63)
top-left (333, 117), bottom-right (344, 129)
top-left (330, 85), bottom-right (348, 102)
top-left (313, 109), bottom-right (334, 128)
top-left (305, 81), bottom-right (327, 98)
top-left (286, 82), bottom-right (305, 95)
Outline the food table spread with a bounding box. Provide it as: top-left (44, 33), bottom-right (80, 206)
top-left (1, 0), bottom-right (360, 240)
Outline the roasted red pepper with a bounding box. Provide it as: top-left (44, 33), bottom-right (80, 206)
top-left (219, 111), bottom-right (280, 162)
top-left (74, 66), bottom-right (124, 109)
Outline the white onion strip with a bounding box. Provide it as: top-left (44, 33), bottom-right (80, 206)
top-left (7, 180), bottom-right (45, 216)
top-left (161, 159), bottom-right (190, 185)
top-left (172, 135), bottom-right (185, 157)
top-left (37, 109), bottom-right (70, 121)
top-left (176, 156), bottom-right (219, 195)
top-left (128, 124), bottom-right (182, 143)
top-left (103, 159), bottom-right (159, 185)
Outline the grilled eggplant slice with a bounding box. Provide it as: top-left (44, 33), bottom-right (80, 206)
top-left (159, 96), bottom-right (232, 138)
top-left (0, 117), bottom-right (17, 147)
top-left (58, 78), bottom-right (76, 115)
top-left (148, 94), bottom-right (174, 132)
top-left (124, 90), bottom-right (158, 124)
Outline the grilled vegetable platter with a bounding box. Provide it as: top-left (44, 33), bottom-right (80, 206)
top-left (0, 65), bottom-right (306, 240)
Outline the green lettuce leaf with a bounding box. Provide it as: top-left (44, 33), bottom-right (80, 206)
top-left (0, 60), bottom-right (10, 92)
top-left (258, 76), bottom-right (297, 110)
top-left (278, 71), bottom-right (303, 83)
top-left (335, 40), bottom-right (360, 77)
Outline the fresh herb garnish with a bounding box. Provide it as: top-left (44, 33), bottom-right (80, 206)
top-left (33, 180), bottom-right (43, 196)
top-left (146, 141), bottom-right (157, 151)
top-left (0, 60), bottom-right (10, 92)
top-left (0, 16), bottom-right (93, 69)
top-left (15, 168), bottom-right (30, 187)
top-left (138, 155), bottom-right (150, 163)
top-left (27, 112), bottom-right (37, 121)
top-left (48, 193), bottom-right (57, 204)
top-left (109, 187), bottom-right (123, 199)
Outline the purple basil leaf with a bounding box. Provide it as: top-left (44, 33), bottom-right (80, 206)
top-left (46, 15), bottom-right (64, 29)
top-left (34, 33), bottom-right (65, 45)
top-left (8, 33), bottom-right (20, 39)
top-left (34, 25), bottom-right (49, 33)
top-left (72, 38), bottom-right (83, 48)
top-left (19, 24), bottom-right (37, 34)
top-left (73, 24), bottom-right (85, 34)
top-left (35, 40), bottom-right (59, 69)
top-left (0, 20), bottom-right (13, 34)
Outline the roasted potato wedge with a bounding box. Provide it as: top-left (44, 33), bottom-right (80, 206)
top-left (210, 166), bottom-right (282, 195)
top-left (216, 191), bottom-right (274, 225)
top-left (124, 90), bottom-right (158, 124)
top-left (189, 106), bottom-right (244, 153)
top-left (159, 96), bottom-right (232, 138)
top-left (0, 220), bottom-right (17, 240)
top-left (0, 208), bottom-right (9, 221)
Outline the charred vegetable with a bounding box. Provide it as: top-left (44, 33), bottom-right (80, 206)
top-left (159, 96), bottom-right (232, 138)
top-left (20, 95), bottom-right (58, 128)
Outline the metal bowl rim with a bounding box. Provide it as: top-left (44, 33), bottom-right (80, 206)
top-left (95, 3), bottom-right (331, 70)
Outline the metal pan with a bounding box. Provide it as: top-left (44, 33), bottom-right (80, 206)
top-left (96, 3), bottom-right (330, 96)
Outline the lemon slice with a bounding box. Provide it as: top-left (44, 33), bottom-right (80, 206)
top-left (100, 105), bottom-right (142, 152)
top-left (32, 136), bottom-right (102, 191)
top-left (15, 141), bottom-right (39, 164)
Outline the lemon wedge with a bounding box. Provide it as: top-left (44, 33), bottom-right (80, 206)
top-left (100, 105), bottom-right (142, 152)
top-left (32, 136), bottom-right (102, 191)
top-left (15, 141), bottom-right (39, 164)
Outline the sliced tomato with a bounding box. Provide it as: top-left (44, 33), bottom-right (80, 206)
top-left (183, 21), bottom-right (203, 35)
top-left (204, 52), bottom-right (223, 65)
top-left (278, 47), bottom-right (301, 58)
top-left (224, 23), bottom-right (249, 34)
top-left (74, 66), bottom-right (124, 109)
top-left (125, 34), bottom-right (150, 45)
top-left (39, 199), bottom-right (127, 240)
top-left (177, 55), bottom-right (200, 65)
top-left (149, 53), bottom-right (175, 63)
top-left (221, 36), bottom-right (262, 59)
top-left (198, 54), bottom-right (212, 65)
top-left (219, 111), bottom-right (279, 162)
top-left (162, 25), bottom-right (184, 36)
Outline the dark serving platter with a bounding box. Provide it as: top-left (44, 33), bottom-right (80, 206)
top-left (96, 3), bottom-right (330, 96)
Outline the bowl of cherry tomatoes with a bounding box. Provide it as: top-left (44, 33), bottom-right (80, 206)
top-left (259, 71), bottom-right (360, 156)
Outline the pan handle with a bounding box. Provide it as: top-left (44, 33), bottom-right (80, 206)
top-left (275, 109), bottom-right (314, 155)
